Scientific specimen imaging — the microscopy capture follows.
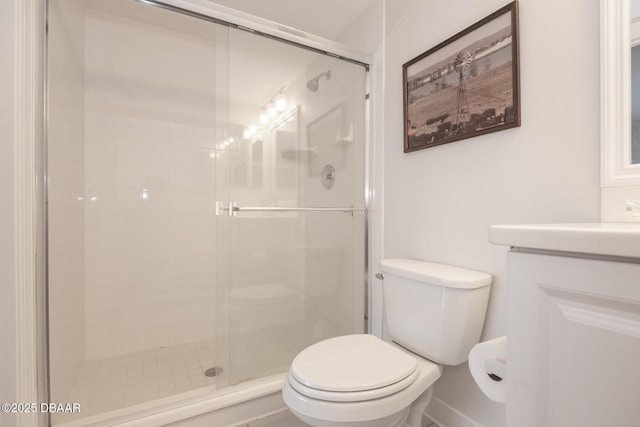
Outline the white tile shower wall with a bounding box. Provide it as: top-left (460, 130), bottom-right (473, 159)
top-left (300, 57), bottom-right (367, 337)
top-left (47, 0), bottom-right (87, 406)
top-left (83, 8), bottom-right (218, 360)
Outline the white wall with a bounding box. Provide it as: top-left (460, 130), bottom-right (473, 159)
top-left (383, 1), bottom-right (600, 426)
top-left (336, 0), bottom-right (384, 54)
top-left (0, 2), bottom-right (18, 426)
top-left (0, 0), bottom-right (604, 425)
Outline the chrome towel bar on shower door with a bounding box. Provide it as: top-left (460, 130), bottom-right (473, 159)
top-left (215, 202), bottom-right (367, 216)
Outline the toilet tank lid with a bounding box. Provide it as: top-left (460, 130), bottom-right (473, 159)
top-left (379, 258), bottom-right (492, 289)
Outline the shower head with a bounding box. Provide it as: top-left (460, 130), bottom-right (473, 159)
top-left (306, 78), bottom-right (319, 92)
top-left (306, 70), bottom-right (331, 92)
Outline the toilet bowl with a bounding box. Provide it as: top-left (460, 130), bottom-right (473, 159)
top-left (283, 334), bottom-right (442, 427)
top-left (283, 259), bottom-right (492, 427)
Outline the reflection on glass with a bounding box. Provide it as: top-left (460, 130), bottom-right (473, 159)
top-left (223, 26), bottom-right (367, 386)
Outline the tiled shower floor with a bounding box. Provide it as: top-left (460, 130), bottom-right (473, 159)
top-left (54, 339), bottom-right (217, 424)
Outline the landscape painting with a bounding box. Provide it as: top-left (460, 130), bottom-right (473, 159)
top-left (403, 2), bottom-right (520, 152)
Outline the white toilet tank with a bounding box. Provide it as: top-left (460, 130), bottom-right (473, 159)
top-left (380, 258), bottom-right (491, 366)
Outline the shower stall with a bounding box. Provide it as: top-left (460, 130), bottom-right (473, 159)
top-left (45, 0), bottom-right (367, 424)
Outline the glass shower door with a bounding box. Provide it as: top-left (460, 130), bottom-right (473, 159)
top-left (46, 0), bottom-right (367, 423)
top-left (216, 27), bottom-right (367, 386)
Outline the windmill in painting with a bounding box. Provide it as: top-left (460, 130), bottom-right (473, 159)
top-left (453, 50), bottom-right (472, 126)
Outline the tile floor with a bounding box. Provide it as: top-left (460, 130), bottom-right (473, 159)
top-left (53, 339), bottom-right (217, 424)
top-left (52, 319), bottom-right (316, 424)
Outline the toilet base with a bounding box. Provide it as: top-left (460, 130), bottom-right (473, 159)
top-left (285, 385), bottom-right (435, 427)
top-left (289, 406), bottom-right (410, 427)
top-left (405, 386), bottom-right (433, 427)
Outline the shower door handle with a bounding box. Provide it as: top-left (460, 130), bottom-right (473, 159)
top-left (231, 206), bottom-right (366, 215)
top-left (215, 201), bottom-right (237, 216)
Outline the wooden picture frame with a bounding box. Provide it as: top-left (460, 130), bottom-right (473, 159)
top-left (403, 1), bottom-right (520, 152)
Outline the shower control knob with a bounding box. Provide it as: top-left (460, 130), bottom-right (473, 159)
top-left (321, 164), bottom-right (336, 189)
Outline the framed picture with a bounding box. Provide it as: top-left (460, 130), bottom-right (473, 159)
top-left (403, 1), bottom-right (520, 152)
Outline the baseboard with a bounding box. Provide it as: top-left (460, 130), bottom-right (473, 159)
top-left (425, 397), bottom-right (483, 427)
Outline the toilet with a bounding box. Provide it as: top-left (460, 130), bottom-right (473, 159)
top-left (283, 258), bottom-right (492, 427)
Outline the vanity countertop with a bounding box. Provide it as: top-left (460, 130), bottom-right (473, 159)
top-left (489, 223), bottom-right (640, 258)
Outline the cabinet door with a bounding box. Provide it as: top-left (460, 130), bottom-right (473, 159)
top-left (507, 252), bottom-right (640, 427)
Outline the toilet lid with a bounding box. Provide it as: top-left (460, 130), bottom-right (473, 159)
top-left (290, 334), bottom-right (418, 393)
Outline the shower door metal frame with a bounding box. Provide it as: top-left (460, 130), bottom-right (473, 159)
top-left (136, 0), bottom-right (370, 70)
top-left (30, 0), bottom-right (374, 426)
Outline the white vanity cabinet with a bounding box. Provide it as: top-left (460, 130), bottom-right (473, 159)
top-left (490, 223), bottom-right (640, 427)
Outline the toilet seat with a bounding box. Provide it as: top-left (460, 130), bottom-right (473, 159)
top-left (283, 337), bottom-right (443, 426)
top-left (288, 368), bottom-right (419, 402)
top-left (288, 334), bottom-right (419, 402)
